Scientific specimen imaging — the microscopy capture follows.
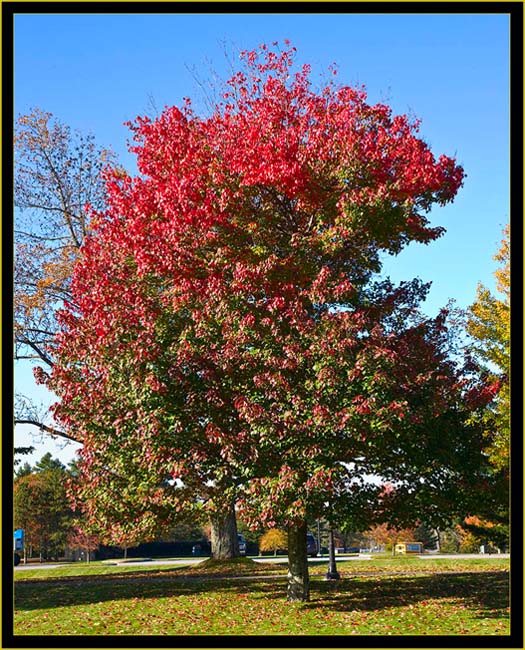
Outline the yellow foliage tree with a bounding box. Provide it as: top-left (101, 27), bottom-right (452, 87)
top-left (259, 528), bottom-right (288, 556)
top-left (466, 224), bottom-right (510, 472)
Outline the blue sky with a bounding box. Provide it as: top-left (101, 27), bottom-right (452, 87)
top-left (13, 11), bottom-right (510, 465)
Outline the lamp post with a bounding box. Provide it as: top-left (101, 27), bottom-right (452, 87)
top-left (325, 528), bottom-right (340, 580)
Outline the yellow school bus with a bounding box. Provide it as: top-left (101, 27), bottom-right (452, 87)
top-left (394, 541), bottom-right (423, 554)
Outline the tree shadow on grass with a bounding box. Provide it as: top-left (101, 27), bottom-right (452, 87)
top-left (14, 567), bottom-right (287, 612)
top-left (15, 569), bottom-right (509, 624)
top-left (307, 571), bottom-right (509, 620)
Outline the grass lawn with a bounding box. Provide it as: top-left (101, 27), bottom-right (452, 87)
top-left (13, 557), bottom-right (510, 636)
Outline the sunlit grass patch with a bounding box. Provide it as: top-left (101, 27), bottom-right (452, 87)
top-left (334, 556), bottom-right (510, 575)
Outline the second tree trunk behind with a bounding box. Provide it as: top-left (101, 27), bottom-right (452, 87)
top-left (209, 506), bottom-right (240, 560)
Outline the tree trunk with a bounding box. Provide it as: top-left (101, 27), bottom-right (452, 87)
top-left (434, 528), bottom-right (441, 553)
top-left (209, 505), bottom-right (239, 560)
top-left (326, 528), bottom-right (340, 580)
top-left (287, 520), bottom-right (309, 602)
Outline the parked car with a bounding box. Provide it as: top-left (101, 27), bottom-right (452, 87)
top-left (238, 533), bottom-right (247, 556)
top-left (191, 542), bottom-right (211, 556)
top-left (193, 537), bottom-right (246, 557)
top-left (306, 533), bottom-right (318, 557)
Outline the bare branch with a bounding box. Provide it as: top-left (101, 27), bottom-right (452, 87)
top-left (15, 337), bottom-right (54, 367)
top-left (15, 419), bottom-right (81, 443)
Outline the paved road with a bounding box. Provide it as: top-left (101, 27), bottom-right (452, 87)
top-left (417, 553), bottom-right (509, 560)
top-left (14, 552), bottom-right (508, 570)
top-left (14, 558), bottom-right (206, 570)
top-left (255, 553), bottom-right (510, 562)
top-left (14, 556), bottom-right (368, 570)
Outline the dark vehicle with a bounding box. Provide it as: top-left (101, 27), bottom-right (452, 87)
top-left (238, 533), bottom-right (247, 556)
top-left (192, 543), bottom-right (204, 556)
top-left (192, 540), bottom-right (211, 556)
top-left (306, 533), bottom-right (318, 557)
top-left (193, 536), bottom-right (246, 556)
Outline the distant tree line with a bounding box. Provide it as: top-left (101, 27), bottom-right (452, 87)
top-left (14, 451), bottom-right (504, 563)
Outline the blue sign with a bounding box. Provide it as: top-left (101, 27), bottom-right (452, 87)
top-left (14, 529), bottom-right (24, 550)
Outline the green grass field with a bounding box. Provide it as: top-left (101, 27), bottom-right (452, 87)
top-left (14, 557), bottom-right (510, 636)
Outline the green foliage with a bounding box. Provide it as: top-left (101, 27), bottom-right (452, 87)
top-left (14, 463), bottom-right (74, 560)
top-left (461, 516), bottom-right (509, 552)
top-left (236, 518), bottom-right (264, 547)
top-left (14, 446), bottom-right (35, 467)
top-left (160, 515), bottom-right (207, 543)
top-left (34, 452), bottom-right (66, 473)
top-left (15, 461), bottom-right (33, 479)
top-left (413, 524), bottom-right (438, 550)
top-left (438, 528), bottom-right (461, 554)
top-left (66, 458), bottom-right (81, 479)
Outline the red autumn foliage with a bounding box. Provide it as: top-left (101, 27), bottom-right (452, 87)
top-left (44, 43), bottom-right (494, 547)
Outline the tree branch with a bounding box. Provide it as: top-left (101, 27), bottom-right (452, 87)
top-left (15, 336), bottom-right (55, 367)
top-left (15, 418), bottom-right (81, 443)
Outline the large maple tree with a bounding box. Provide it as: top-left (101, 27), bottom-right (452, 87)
top-left (44, 43), bottom-right (495, 601)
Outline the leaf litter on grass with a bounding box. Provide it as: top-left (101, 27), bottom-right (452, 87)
top-left (14, 562), bottom-right (510, 636)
